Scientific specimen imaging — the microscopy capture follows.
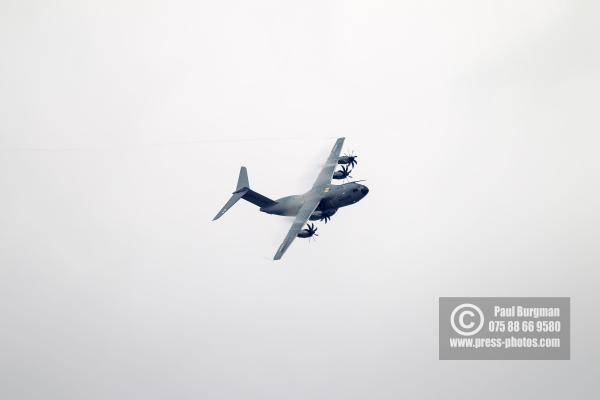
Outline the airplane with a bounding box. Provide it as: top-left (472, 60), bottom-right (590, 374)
top-left (212, 137), bottom-right (369, 260)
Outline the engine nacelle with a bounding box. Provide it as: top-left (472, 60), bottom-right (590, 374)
top-left (297, 230), bottom-right (313, 238)
top-left (338, 153), bottom-right (358, 168)
top-left (332, 164), bottom-right (352, 180)
top-left (309, 208), bottom-right (337, 222)
top-left (297, 223), bottom-right (318, 238)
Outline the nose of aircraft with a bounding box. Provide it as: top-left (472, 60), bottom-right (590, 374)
top-left (360, 186), bottom-right (369, 195)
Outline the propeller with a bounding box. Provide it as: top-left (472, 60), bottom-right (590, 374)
top-left (345, 151), bottom-right (358, 168)
top-left (307, 223), bottom-right (319, 242)
top-left (297, 223), bottom-right (319, 238)
top-left (342, 164), bottom-right (352, 178)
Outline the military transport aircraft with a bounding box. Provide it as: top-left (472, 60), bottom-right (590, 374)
top-left (212, 138), bottom-right (369, 260)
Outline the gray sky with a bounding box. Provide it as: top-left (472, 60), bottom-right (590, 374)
top-left (1, 1), bottom-right (599, 399)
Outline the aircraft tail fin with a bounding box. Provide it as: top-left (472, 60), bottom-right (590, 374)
top-left (212, 167), bottom-right (275, 220)
top-left (236, 166), bottom-right (249, 190)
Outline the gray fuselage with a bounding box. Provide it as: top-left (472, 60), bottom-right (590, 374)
top-left (259, 182), bottom-right (369, 217)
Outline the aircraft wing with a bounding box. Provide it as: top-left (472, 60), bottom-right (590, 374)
top-left (273, 196), bottom-right (321, 260)
top-left (273, 137), bottom-right (346, 260)
top-left (312, 137), bottom-right (345, 188)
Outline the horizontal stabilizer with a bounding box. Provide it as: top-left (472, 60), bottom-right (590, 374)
top-left (212, 188), bottom-right (248, 220)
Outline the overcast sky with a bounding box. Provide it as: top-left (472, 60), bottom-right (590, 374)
top-left (1, 1), bottom-right (599, 399)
